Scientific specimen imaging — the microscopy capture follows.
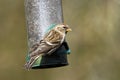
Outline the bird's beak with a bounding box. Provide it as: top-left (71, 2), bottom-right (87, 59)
top-left (66, 28), bottom-right (72, 32)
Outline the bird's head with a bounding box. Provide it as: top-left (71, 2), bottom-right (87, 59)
top-left (55, 24), bottom-right (72, 33)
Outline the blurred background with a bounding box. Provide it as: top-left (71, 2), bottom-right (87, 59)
top-left (0, 0), bottom-right (120, 80)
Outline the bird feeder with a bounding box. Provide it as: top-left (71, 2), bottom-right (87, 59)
top-left (25, 0), bottom-right (70, 69)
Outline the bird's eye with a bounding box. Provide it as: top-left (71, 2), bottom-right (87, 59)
top-left (63, 26), bottom-right (67, 29)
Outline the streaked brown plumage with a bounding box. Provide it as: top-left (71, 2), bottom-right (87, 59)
top-left (24, 24), bottom-right (71, 70)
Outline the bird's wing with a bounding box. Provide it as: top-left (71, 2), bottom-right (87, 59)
top-left (31, 29), bottom-right (65, 56)
top-left (44, 29), bottom-right (64, 44)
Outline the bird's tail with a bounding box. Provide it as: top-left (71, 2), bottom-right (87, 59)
top-left (24, 55), bottom-right (40, 70)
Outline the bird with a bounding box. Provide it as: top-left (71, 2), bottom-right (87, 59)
top-left (24, 24), bottom-right (72, 70)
